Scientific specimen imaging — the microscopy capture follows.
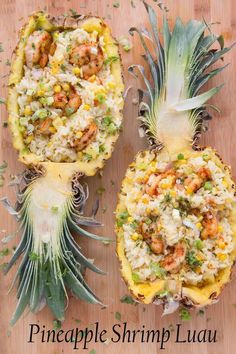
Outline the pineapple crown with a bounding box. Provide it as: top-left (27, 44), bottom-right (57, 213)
top-left (129, 1), bottom-right (234, 151)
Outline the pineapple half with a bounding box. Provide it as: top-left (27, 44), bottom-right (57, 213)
top-left (6, 12), bottom-right (124, 324)
top-left (116, 2), bottom-right (236, 312)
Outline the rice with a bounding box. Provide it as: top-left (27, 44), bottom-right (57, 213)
top-left (16, 27), bottom-right (121, 162)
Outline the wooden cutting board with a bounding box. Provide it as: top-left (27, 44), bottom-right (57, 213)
top-left (0, 0), bottom-right (235, 353)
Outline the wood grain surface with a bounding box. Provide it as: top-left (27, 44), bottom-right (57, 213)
top-left (0, 0), bottom-right (235, 353)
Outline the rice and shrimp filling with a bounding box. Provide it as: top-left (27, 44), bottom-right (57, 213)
top-left (117, 149), bottom-right (236, 286)
top-left (16, 26), bottom-right (122, 162)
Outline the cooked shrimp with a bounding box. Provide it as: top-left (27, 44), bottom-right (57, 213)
top-left (150, 235), bottom-right (164, 254)
top-left (161, 242), bottom-right (186, 273)
top-left (198, 167), bottom-right (211, 180)
top-left (146, 169), bottom-right (176, 196)
top-left (25, 30), bottom-right (53, 68)
top-left (53, 91), bottom-right (68, 109)
top-left (67, 91), bottom-right (82, 112)
top-left (201, 212), bottom-right (218, 240)
top-left (184, 175), bottom-right (203, 192)
top-left (69, 43), bottom-right (104, 79)
top-left (184, 167), bottom-right (211, 192)
top-left (146, 174), bottom-right (162, 196)
top-left (36, 117), bottom-right (52, 135)
top-left (71, 122), bottom-right (98, 151)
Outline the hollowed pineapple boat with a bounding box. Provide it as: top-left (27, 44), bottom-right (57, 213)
top-left (6, 12), bottom-right (124, 324)
top-left (116, 2), bottom-right (236, 312)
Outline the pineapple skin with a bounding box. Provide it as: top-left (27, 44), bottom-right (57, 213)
top-left (116, 146), bottom-right (236, 307)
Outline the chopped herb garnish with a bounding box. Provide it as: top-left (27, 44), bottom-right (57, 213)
top-left (179, 308), bottom-right (191, 321)
top-left (53, 320), bottom-right (62, 330)
top-left (51, 206), bottom-right (59, 213)
top-left (120, 294), bottom-right (135, 305)
top-left (150, 262), bottom-right (167, 278)
top-left (60, 63), bottom-right (66, 71)
top-left (186, 251), bottom-right (202, 268)
top-left (89, 350), bottom-right (96, 354)
top-left (29, 252), bottom-right (40, 261)
top-left (104, 56), bottom-right (119, 66)
top-left (0, 97), bottom-right (6, 104)
top-left (96, 93), bottom-right (106, 104)
top-left (113, 2), bottom-right (120, 8)
top-left (145, 218), bottom-right (152, 225)
top-left (5, 59), bottom-right (11, 66)
top-left (75, 319), bottom-right (81, 324)
top-left (96, 187), bottom-right (105, 195)
top-left (84, 153), bottom-right (93, 161)
top-left (117, 210), bottom-right (129, 227)
top-left (115, 311), bottom-right (121, 321)
top-left (0, 248), bottom-right (10, 259)
top-left (197, 309), bottom-right (205, 316)
top-left (177, 153), bottom-right (185, 160)
top-left (0, 43), bottom-right (4, 52)
top-left (204, 181), bottom-right (213, 191)
top-left (132, 272), bottom-right (140, 283)
top-left (194, 239), bottom-right (204, 250)
top-left (99, 144), bottom-right (105, 153)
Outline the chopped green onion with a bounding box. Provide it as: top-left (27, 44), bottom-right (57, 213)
top-left (194, 239), bottom-right (204, 250)
top-left (179, 308), bottom-right (191, 321)
top-left (177, 153), bottom-right (185, 160)
top-left (120, 295), bottom-right (135, 305)
top-left (150, 262), bottom-right (167, 278)
top-left (131, 272), bottom-right (140, 283)
top-left (115, 311), bottom-right (121, 320)
top-left (204, 181), bottom-right (213, 190)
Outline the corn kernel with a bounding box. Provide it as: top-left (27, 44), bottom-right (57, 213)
top-left (62, 83), bottom-right (70, 91)
top-left (37, 89), bottom-right (45, 96)
top-left (83, 104), bottom-right (91, 111)
top-left (131, 233), bottom-right (139, 241)
top-left (107, 81), bottom-right (116, 89)
top-left (217, 225), bottom-right (223, 233)
top-left (77, 152), bottom-right (83, 159)
top-left (196, 222), bottom-right (202, 230)
top-left (72, 67), bottom-right (81, 76)
top-left (142, 197), bottom-right (149, 204)
top-left (47, 142), bottom-right (52, 147)
top-left (170, 190), bottom-right (176, 197)
top-left (146, 207), bottom-right (151, 214)
top-left (54, 85), bottom-right (61, 93)
top-left (186, 186), bottom-right (193, 194)
top-left (24, 106), bottom-right (32, 116)
top-left (76, 131), bottom-right (83, 139)
top-left (217, 253), bottom-right (227, 261)
top-left (128, 217), bottom-right (134, 223)
top-left (218, 241), bottom-right (226, 250)
top-left (49, 126), bottom-right (56, 133)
